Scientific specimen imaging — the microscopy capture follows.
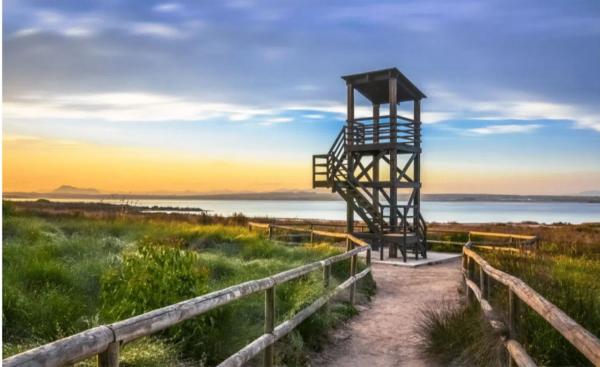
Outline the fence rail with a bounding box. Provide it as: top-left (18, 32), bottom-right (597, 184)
top-left (4, 225), bottom-right (372, 367)
top-left (429, 231), bottom-right (538, 253)
top-left (462, 245), bottom-right (600, 366)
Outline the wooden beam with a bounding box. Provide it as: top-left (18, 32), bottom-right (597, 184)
top-left (389, 78), bottom-right (398, 257)
top-left (347, 83), bottom-right (355, 234)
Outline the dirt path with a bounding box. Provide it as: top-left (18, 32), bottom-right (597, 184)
top-left (311, 260), bottom-right (462, 367)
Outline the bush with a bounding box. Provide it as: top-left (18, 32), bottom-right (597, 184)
top-left (418, 302), bottom-right (505, 366)
top-left (101, 240), bottom-right (210, 319)
top-left (3, 200), bottom-right (15, 217)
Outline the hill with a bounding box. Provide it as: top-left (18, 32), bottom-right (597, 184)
top-left (51, 185), bottom-right (100, 195)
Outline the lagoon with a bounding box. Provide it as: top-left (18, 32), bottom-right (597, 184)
top-left (9, 198), bottom-right (600, 224)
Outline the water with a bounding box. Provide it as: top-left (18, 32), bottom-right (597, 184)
top-left (8, 198), bottom-right (600, 224)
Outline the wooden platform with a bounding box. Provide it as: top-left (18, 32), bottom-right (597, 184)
top-left (353, 232), bottom-right (420, 245)
top-left (360, 249), bottom-right (461, 268)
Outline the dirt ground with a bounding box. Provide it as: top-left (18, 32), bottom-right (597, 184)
top-left (310, 260), bottom-right (463, 367)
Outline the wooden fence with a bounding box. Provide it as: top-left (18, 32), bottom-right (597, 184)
top-left (4, 226), bottom-right (372, 367)
top-left (428, 231), bottom-right (538, 253)
top-left (462, 245), bottom-right (600, 367)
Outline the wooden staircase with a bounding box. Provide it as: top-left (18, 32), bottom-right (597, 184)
top-left (313, 126), bottom-right (427, 260)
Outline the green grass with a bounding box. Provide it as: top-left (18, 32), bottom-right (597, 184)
top-left (481, 248), bottom-right (600, 366)
top-left (422, 222), bottom-right (600, 366)
top-left (3, 204), bottom-right (374, 365)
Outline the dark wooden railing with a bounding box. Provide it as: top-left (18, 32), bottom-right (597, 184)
top-left (4, 225), bottom-right (372, 367)
top-left (462, 245), bottom-right (600, 366)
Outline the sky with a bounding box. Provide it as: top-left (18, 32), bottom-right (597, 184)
top-left (3, 0), bottom-right (600, 195)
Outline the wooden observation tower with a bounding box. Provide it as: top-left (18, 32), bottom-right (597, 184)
top-left (312, 68), bottom-right (427, 262)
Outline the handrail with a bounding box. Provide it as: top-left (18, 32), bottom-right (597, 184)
top-left (5, 227), bottom-right (372, 367)
top-left (462, 245), bottom-right (600, 366)
top-left (468, 231), bottom-right (537, 242)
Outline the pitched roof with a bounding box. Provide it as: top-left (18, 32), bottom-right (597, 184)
top-left (341, 67), bottom-right (426, 104)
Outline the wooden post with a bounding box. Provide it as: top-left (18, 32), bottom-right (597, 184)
top-left (264, 287), bottom-right (275, 367)
top-left (310, 231), bottom-right (314, 244)
top-left (346, 83), bottom-right (355, 235)
top-left (349, 253), bottom-right (357, 304)
top-left (467, 257), bottom-right (475, 303)
top-left (346, 237), bottom-right (352, 252)
top-left (323, 264), bottom-right (331, 288)
top-left (268, 225), bottom-right (273, 240)
top-left (413, 100), bottom-right (422, 256)
top-left (389, 78), bottom-right (398, 238)
top-left (509, 288), bottom-right (519, 339)
top-left (480, 266), bottom-right (487, 300)
top-left (372, 103), bottom-right (380, 247)
top-left (366, 248), bottom-right (371, 266)
top-left (98, 342), bottom-right (119, 367)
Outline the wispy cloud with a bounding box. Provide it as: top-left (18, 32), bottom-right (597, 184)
top-left (424, 85), bottom-right (600, 131)
top-left (4, 92), bottom-right (277, 122)
top-left (152, 2), bottom-right (183, 13)
top-left (467, 124), bottom-right (542, 135)
top-left (130, 22), bottom-right (185, 38)
top-left (258, 117), bottom-right (293, 126)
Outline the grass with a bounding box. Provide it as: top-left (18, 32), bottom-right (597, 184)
top-left (418, 302), bottom-right (506, 367)
top-left (2, 201), bottom-right (375, 365)
top-left (421, 222), bottom-right (600, 366)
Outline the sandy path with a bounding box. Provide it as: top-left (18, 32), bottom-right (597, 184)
top-left (310, 260), bottom-right (462, 367)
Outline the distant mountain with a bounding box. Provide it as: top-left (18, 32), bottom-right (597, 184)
top-left (52, 185), bottom-right (100, 195)
top-left (578, 190), bottom-right (600, 196)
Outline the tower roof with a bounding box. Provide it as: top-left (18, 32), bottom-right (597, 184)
top-left (341, 67), bottom-right (426, 104)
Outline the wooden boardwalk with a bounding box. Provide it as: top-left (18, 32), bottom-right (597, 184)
top-left (310, 260), bottom-right (462, 367)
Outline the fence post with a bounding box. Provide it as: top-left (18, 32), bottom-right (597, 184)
top-left (467, 257), bottom-right (475, 303)
top-left (346, 237), bottom-right (352, 252)
top-left (349, 253), bottom-right (357, 304)
top-left (323, 264), bottom-right (331, 288)
top-left (98, 342), bottom-right (119, 367)
top-left (310, 231), bottom-right (314, 244)
top-left (268, 225), bottom-right (273, 240)
top-left (248, 224), bottom-right (252, 232)
top-left (508, 288), bottom-right (519, 338)
top-left (264, 287), bottom-right (275, 367)
top-left (480, 265), bottom-right (487, 301)
top-left (366, 248), bottom-right (371, 266)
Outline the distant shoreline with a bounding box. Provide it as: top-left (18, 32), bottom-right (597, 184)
top-left (4, 191), bottom-right (600, 204)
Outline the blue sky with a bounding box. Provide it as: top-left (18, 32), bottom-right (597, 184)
top-left (3, 0), bottom-right (600, 194)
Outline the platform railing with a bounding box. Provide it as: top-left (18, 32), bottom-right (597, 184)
top-left (348, 118), bottom-right (415, 146)
top-left (462, 245), bottom-right (600, 367)
top-left (4, 226), bottom-right (372, 367)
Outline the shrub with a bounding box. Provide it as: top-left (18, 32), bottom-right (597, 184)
top-left (101, 240), bottom-right (209, 319)
top-left (418, 302), bottom-right (505, 366)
